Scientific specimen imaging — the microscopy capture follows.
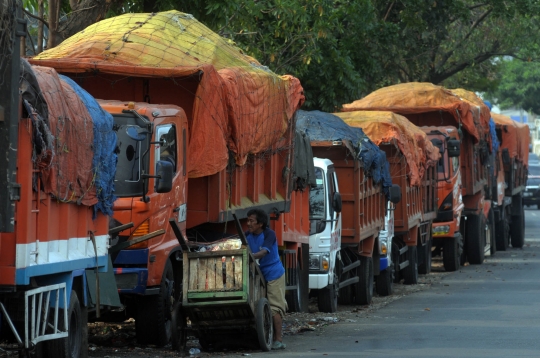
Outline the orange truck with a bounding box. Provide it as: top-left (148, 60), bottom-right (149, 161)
top-left (343, 83), bottom-right (496, 267)
top-left (491, 113), bottom-right (529, 249)
top-left (31, 11), bottom-right (309, 346)
top-left (336, 111), bottom-right (439, 285)
top-left (1, 6), bottom-right (119, 356)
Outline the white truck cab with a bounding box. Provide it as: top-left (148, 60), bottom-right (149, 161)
top-left (308, 157), bottom-right (342, 312)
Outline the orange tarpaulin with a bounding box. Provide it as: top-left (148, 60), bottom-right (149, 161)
top-left (32, 66), bottom-right (98, 205)
top-left (342, 82), bottom-right (489, 144)
top-left (334, 111), bottom-right (440, 186)
top-left (30, 11), bottom-right (304, 178)
top-left (492, 113), bottom-right (530, 165)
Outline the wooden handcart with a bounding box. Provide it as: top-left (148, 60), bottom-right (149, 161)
top-left (171, 246), bottom-right (273, 351)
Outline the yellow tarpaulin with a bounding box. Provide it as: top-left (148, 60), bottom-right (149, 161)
top-left (31, 11), bottom-right (305, 178)
top-left (334, 111), bottom-right (440, 186)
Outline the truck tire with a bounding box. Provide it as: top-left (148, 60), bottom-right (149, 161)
top-left (136, 260), bottom-right (178, 346)
top-left (488, 209), bottom-right (496, 256)
top-left (403, 245), bottom-right (418, 285)
top-left (443, 234), bottom-right (462, 272)
top-left (255, 298), bottom-right (273, 352)
top-left (466, 214), bottom-right (485, 265)
top-left (495, 208), bottom-right (510, 251)
top-left (338, 280), bottom-right (353, 305)
top-left (375, 268), bottom-right (394, 296)
top-left (318, 268), bottom-right (338, 313)
top-left (418, 238), bottom-right (432, 275)
top-left (510, 204), bottom-right (525, 248)
top-left (354, 256), bottom-right (373, 305)
top-left (47, 290), bottom-right (88, 358)
top-left (285, 262), bottom-right (309, 313)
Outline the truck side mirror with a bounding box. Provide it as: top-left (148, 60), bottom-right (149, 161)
top-left (332, 192), bottom-right (342, 213)
top-left (389, 184), bottom-right (401, 204)
top-left (447, 139), bottom-right (461, 158)
top-left (431, 138), bottom-right (444, 154)
top-left (155, 160), bottom-right (174, 193)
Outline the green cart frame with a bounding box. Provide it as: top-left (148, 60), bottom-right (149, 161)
top-left (172, 248), bottom-right (273, 351)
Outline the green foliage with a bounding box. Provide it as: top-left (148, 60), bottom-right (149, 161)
top-left (39, 0), bottom-right (540, 113)
top-left (489, 59), bottom-right (540, 115)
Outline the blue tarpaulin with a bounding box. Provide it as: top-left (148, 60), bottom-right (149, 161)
top-left (60, 75), bottom-right (117, 216)
top-left (296, 110), bottom-right (392, 196)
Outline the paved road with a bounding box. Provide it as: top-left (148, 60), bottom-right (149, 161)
top-left (263, 208), bottom-right (540, 357)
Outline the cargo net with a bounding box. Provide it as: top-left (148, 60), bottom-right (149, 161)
top-left (31, 10), bottom-right (305, 178)
top-left (19, 60), bottom-right (117, 215)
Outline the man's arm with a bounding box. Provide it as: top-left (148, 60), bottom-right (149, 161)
top-left (252, 249), bottom-right (269, 260)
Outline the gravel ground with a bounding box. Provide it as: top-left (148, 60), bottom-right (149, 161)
top-left (0, 260), bottom-right (451, 358)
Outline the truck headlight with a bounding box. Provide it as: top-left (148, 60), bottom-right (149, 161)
top-left (309, 254), bottom-right (321, 270)
top-left (433, 225), bottom-right (450, 236)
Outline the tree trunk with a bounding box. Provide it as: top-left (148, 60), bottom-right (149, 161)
top-left (37, 0), bottom-right (44, 53)
top-left (47, 0), bottom-right (60, 49)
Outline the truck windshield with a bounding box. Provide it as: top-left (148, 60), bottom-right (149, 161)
top-left (309, 167), bottom-right (326, 219)
top-left (112, 114), bottom-right (150, 197)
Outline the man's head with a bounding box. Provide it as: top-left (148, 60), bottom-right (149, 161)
top-left (246, 208), bottom-right (268, 235)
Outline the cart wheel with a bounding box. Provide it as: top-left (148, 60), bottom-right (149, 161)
top-left (170, 301), bottom-right (186, 351)
top-left (255, 298), bottom-right (273, 352)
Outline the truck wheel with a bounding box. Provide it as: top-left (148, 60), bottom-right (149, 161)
top-left (354, 256), bottom-right (373, 305)
top-left (47, 290), bottom-right (88, 358)
top-left (375, 268), bottom-right (394, 296)
top-left (285, 264), bottom-right (308, 313)
top-left (510, 204), bottom-right (525, 248)
top-left (255, 298), bottom-right (273, 352)
top-left (443, 234), bottom-right (461, 272)
top-left (495, 209), bottom-right (510, 251)
top-left (418, 238), bottom-right (432, 275)
top-left (136, 260), bottom-right (178, 346)
top-left (318, 268), bottom-right (338, 313)
top-left (403, 245), bottom-right (418, 285)
top-left (338, 279), bottom-right (353, 305)
top-left (466, 214), bottom-right (485, 265)
top-left (488, 209), bottom-right (496, 256)
top-left (170, 301), bottom-right (186, 351)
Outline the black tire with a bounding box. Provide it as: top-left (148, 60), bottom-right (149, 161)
top-left (510, 204), bottom-right (525, 248)
top-left (495, 208), bottom-right (510, 251)
top-left (317, 268), bottom-right (338, 313)
top-left (375, 268), bottom-right (394, 296)
top-left (403, 245), bottom-right (418, 285)
top-left (354, 256), bottom-right (373, 305)
top-left (338, 280), bottom-right (353, 305)
top-left (255, 298), bottom-right (273, 352)
top-left (418, 238), bottom-right (432, 275)
top-left (170, 301), bottom-right (186, 351)
top-left (285, 265), bottom-right (308, 313)
top-left (47, 290), bottom-right (88, 358)
top-left (443, 234), bottom-right (462, 272)
top-left (136, 260), bottom-right (179, 346)
top-left (466, 214), bottom-right (485, 265)
top-left (488, 209), bottom-right (496, 256)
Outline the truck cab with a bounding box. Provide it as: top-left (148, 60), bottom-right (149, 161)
top-left (308, 157), bottom-right (342, 312)
top-left (423, 127), bottom-right (464, 271)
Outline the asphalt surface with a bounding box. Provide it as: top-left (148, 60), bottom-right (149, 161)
top-left (261, 208), bottom-right (540, 358)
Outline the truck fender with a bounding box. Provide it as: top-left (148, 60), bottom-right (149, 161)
top-left (34, 270), bottom-right (86, 309)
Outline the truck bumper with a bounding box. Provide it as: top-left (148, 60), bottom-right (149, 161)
top-left (309, 273), bottom-right (329, 290)
top-left (114, 268), bottom-right (148, 294)
top-left (432, 219), bottom-right (459, 239)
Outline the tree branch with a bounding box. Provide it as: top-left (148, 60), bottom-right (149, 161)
top-left (23, 8), bottom-right (49, 28)
top-left (436, 8), bottom-right (492, 70)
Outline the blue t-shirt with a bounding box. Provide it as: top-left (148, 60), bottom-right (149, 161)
top-left (246, 228), bottom-right (285, 282)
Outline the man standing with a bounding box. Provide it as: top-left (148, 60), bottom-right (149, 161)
top-left (246, 208), bottom-right (287, 350)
